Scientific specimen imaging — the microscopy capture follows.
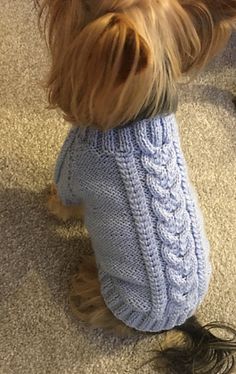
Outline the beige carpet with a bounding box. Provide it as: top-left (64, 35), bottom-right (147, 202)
top-left (0, 1), bottom-right (236, 373)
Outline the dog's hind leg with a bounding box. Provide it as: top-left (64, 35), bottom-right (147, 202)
top-left (70, 255), bottom-right (136, 336)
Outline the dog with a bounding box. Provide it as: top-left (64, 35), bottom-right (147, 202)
top-left (35, 1), bottom-right (236, 373)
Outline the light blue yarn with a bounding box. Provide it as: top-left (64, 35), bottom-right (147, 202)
top-left (54, 114), bottom-right (211, 332)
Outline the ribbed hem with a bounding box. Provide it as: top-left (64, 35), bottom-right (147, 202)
top-left (99, 270), bottom-right (194, 332)
top-left (54, 127), bottom-right (79, 206)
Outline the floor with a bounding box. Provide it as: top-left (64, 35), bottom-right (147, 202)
top-left (0, 1), bottom-right (235, 373)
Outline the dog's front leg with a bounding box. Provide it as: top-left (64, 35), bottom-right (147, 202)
top-left (47, 183), bottom-right (84, 222)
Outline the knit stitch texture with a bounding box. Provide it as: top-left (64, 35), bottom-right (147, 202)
top-left (54, 114), bottom-right (211, 332)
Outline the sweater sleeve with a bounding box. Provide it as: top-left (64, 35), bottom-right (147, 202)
top-left (54, 128), bottom-right (81, 206)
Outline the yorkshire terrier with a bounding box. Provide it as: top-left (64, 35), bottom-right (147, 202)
top-left (35, 1), bottom-right (236, 373)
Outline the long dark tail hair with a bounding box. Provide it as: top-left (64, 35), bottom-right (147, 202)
top-left (151, 316), bottom-right (236, 374)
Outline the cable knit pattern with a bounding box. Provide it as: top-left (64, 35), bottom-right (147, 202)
top-left (54, 114), bottom-right (211, 332)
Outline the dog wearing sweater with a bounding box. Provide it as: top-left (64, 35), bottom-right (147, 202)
top-left (35, 1), bottom-right (236, 373)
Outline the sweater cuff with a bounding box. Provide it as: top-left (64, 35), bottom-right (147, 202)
top-left (54, 128), bottom-right (81, 206)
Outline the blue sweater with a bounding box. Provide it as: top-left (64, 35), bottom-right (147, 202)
top-left (55, 114), bottom-right (211, 332)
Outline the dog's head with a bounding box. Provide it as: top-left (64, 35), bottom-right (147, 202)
top-left (36, 0), bottom-right (236, 129)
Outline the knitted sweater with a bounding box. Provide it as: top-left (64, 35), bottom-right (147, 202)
top-left (55, 114), bottom-right (211, 332)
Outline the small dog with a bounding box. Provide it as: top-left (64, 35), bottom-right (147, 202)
top-left (36, 1), bottom-right (236, 373)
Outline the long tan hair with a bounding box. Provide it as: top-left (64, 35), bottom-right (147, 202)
top-left (35, 2), bottom-right (236, 373)
top-left (36, 0), bottom-right (236, 129)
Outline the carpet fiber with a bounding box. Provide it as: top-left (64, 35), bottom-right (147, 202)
top-left (0, 1), bottom-right (235, 373)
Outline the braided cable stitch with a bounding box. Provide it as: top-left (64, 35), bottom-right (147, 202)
top-left (55, 115), bottom-right (211, 332)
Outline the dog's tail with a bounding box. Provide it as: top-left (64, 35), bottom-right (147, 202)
top-left (151, 316), bottom-right (236, 374)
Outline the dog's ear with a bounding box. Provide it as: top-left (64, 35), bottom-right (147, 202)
top-left (113, 16), bottom-right (150, 83)
top-left (199, 0), bottom-right (236, 24)
top-left (84, 13), bottom-right (150, 85)
top-left (172, 0), bottom-right (236, 73)
top-left (47, 13), bottom-right (153, 129)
